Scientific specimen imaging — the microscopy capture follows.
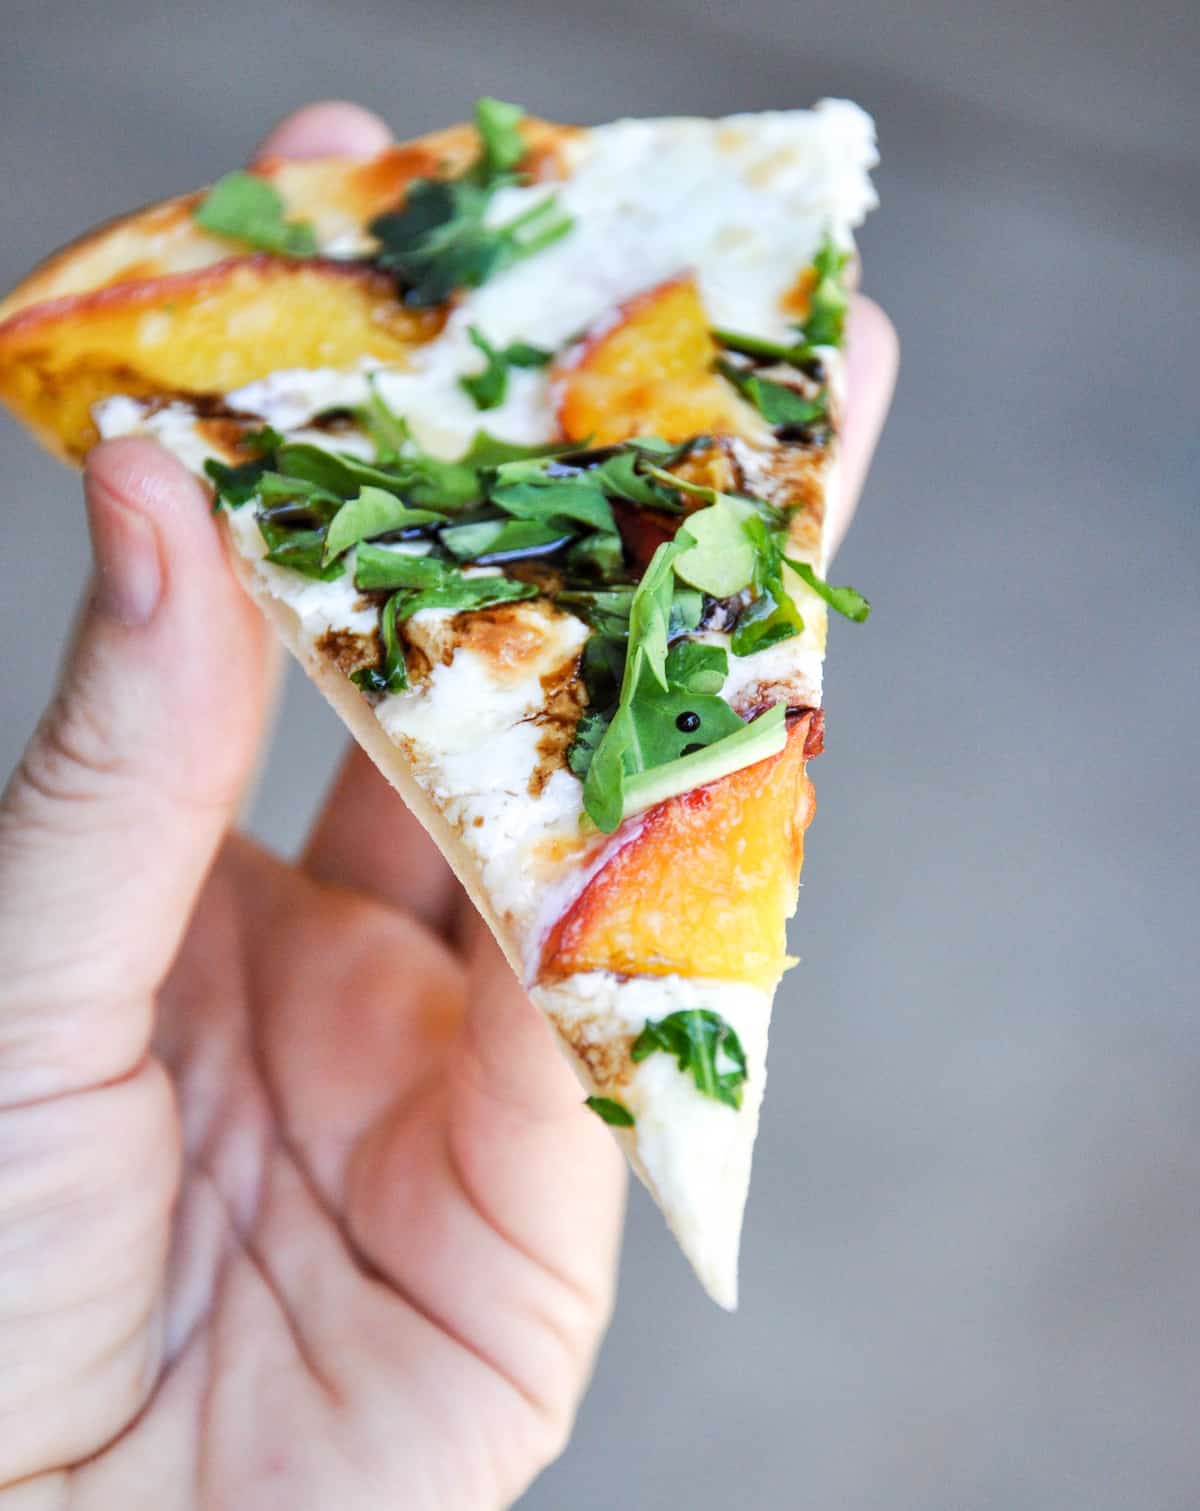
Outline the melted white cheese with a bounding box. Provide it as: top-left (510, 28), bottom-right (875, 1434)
top-left (228, 101), bottom-right (876, 458)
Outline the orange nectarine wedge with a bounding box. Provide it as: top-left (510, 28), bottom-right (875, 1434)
top-left (0, 256), bottom-right (443, 460)
top-left (553, 273), bottom-right (768, 446)
top-left (540, 714), bottom-right (818, 991)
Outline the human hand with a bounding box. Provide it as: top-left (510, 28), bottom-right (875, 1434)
top-left (0, 103), bottom-right (897, 1510)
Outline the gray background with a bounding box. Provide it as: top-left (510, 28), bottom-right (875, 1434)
top-left (2, 0), bottom-right (1198, 1505)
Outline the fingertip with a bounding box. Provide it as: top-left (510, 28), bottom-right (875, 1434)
top-left (828, 295), bottom-right (900, 556)
top-left (85, 436), bottom-right (216, 566)
top-left (847, 295), bottom-right (900, 400)
top-left (252, 101), bottom-right (393, 163)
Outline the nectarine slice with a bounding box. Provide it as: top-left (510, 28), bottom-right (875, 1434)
top-left (0, 256), bottom-right (443, 460)
top-left (553, 274), bottom-right (767, 446)
top-left (540, 715), bottom-right (816, 991)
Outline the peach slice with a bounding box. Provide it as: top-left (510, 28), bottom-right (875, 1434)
top-left (540, 715), bottom-right (817, 991)
top-left (0, 256), bottom-right (443, 460)
top-left (0, 117), bottom-right (579, 322)
top-left (553, 273), bottom-right (767, 446)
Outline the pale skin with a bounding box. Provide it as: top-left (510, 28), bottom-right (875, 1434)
top-left (0, 103), bottom-right (898, 1510)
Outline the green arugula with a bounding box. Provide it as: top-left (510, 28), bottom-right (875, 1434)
top-left (798, 230), bottom-right (851, 348)
top-left (257, 517), bottom-right (345, 581)
top-left (354, 543), bottom-right (536, 615)
top-left (440, 517), bottom-right (571, 562)
top-left (352, 591), bottom-right (409, 696)
top-left (576, 520), bottom-right (784, 832)
top-left (787, 559), bottom-right (871, 623)
top-left (459, 326), bottom-right (552, 410)
top-left (204, 455), bottom-right (269, 509)
top-left (717, 358), bottom-right (828, 429)
top-left (194, 171), bottom-right (318, 257)
top-left (371, 178), bottom-right (573, 308)
top-left (322, 486), bottom-right (446, 565)
top-left (471, 96), bottom-right (528, 182)
top-left (584, 1095), bottom-right (635, 1128)
top-left (631, 1009), bottom-right (749, 1110)
top-left (368, 98), bottom-right (573, 308)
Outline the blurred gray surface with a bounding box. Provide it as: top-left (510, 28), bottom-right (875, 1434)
top-left (2, 1), bottom-right (1198, 1506)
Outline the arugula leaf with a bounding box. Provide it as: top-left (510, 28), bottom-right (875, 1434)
top-left (631, 1009), bottom-right (749, 1110)
top-left (194, 171), bottom-right (317, 257)
top-left (567, 709), bottom-right (610, 779)
top-left (352, 591), bottom-right (408, 696)
top-left (359, 378), bottom-right (411, 464)
top-left (204, 456), bottom-right (268, 509)
top-left (672, 497), bottom-right (759, 597)
top-left (663, 639), bottom-right (728, 694)
top-left (257, 520), bottom-right (345, 581)
top-left (729, 515), bottom-right (804, 656)
top-left (354, 544), bottom-right (536, 614)
top-left (459, 326), bottom-right (552, 410)
top-left (440, 517), bottom-right (569, 561)
top-left (557, 587), bottom-right (636, 639)
top-left (323, 486), bottom-right (445, 564)
top-left (458, 431), bottom-right (576, 468)
top-left (711, 326), bottom-right (818, 368)
top-left (397, 576), bottom-right (538, 618)
top-left (370, 179), bottom-right (573, 309)
top-left (472, 96), bottom-right (527, 183)
top-left (620, 703), bottom-right (785, 816)
top-left (354, 544), bottom-right (454, 592)
top-left (566, 529), bottom-right (625, 580)
top-left (490, 476), bottom-right (616, 535)
top-left (241, 424), bottom-right (285, 454)
top-left (798, 230), bottom-right (851, 348)
top-left (786, 558), bottom-right (871, 623)
top-left (717, 358), bottom-right (828, 428)
top-left (584, 1095), bottom-right (635, 1127)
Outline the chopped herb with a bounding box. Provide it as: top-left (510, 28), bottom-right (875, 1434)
top-left (241, 424), bottom-right (285, 454)
top-left (459, 325), bottom-right (552, 410)
top-left (567, 708), bottom-right (610, 778)
top-left (717, 358), bottom-right (828, 429)
top-left (578, 525), bottom-right (770, 832)
top-left (204, 455), bottom-right (269, 510)
top-left (584, 1095), bottom-right (635, 1127)
top-left (354, 542), bottom-right (535, 614)
top-left (440, 517), bottom-right (570, 562)
top-left (564, 528), bottom-right (623, 580)
top-left (631, 1009), bottom-right (749, 1110)
top-left (257, 520), bottom-right (345, 581)
top-left (672, 495), bottom-right (759, 597)
top-left (471, 96), bottom-right (528, 184)
top-left (663, 639), bottom-right (728, 694)
top-left (729, 515), bottom-right (804, 656)
top-left (370, 179), bottom-right (572, 309)
top-left (352, 591), bottom-right (408, 696)
top-left (490, 470), bottom-right (617, 534)
top-left (798, 230), bottom-right (851, 349)
top-left (323, 485), bottom-right (445, 564)
top-left (194, 171), bottom-right (317, 257)
top-left (711, 327), bottom-right (818, 368)
top-left (786, 558), bottom-right (871, 623)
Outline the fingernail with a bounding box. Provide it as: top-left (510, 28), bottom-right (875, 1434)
top-left (89, 495), bottom-right (163, 626)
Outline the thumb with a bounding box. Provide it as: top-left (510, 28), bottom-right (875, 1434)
top-left (0, 438), bottom-right (272, 1104)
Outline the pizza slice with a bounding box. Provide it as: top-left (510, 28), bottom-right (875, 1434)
top-left (0, 97), bottom-right (878, 1307)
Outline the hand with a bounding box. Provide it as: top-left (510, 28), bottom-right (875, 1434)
top-left (0, 104), bottom-right (898, 1510)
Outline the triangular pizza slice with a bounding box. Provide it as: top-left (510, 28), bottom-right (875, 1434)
top-left (0, 98), bottom-right (878, 1307)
